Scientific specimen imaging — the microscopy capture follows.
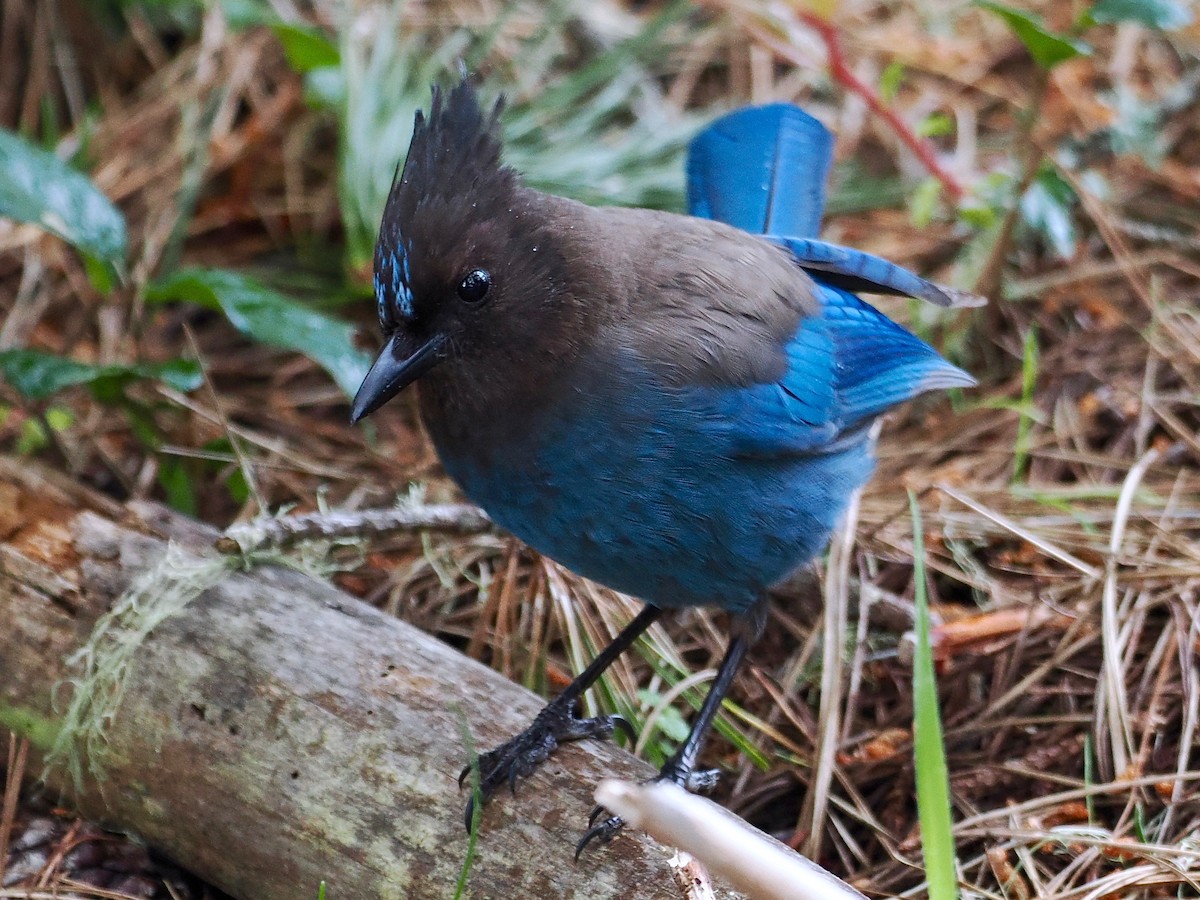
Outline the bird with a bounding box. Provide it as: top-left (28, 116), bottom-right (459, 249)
top-left (351, 77), bottom-right (979, 854)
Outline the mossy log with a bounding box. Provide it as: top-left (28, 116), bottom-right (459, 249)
top-left (0, 457), bottom-right (715, 899)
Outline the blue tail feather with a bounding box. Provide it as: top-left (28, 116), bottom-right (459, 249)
top-left (770, 237), bottom-right (985, 309)
top-left (687, 104), bottom-right (832, 239)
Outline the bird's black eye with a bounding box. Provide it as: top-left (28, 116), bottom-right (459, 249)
top-left (457, 268), bottom-right (492, 304)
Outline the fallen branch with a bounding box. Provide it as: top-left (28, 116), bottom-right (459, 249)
top-left (215, 501), bottom-right (493, 555)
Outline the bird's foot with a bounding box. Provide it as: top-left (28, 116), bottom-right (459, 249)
top-left (461, 700), bottom-right (634, 831)
top-left (574, 762), bottom-right (720, 857)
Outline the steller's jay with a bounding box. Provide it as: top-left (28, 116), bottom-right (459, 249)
top-left (351, 79), bottom-right (979, 853)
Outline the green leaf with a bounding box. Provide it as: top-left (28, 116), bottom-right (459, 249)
top-left (0, 705), bottom-right (61, 752)
top-left (13, 406), bottom-right (73, 455)
top-left (122, 400), bottom-right (162, 448)
top-left (144, 268), bottom-right (373, 399)
top-left (303, 66), bottom-right (345, 108)
top-left (1012, 325), bottom-right (1040, 482)
top-left (103, 359), bottom-right (200, 403)
top-left (16, 419), bottom-right (49, 454)
top-left (1093, 85), bottom-right (1167, 166)
top-left (909, 492), bottom-right (960, 900)
top-left (879, 61), bottom-right (905, 103)
top-left (0, 349), bottom-right (201, 402)
top-left (224, 467), bottom-right (250, 506)
top-left (977, 1), bottom-right (1091, 69)
top-left (0, 128), bottom-right (127, 266)
top-left (917, 112), bottom-right (954, 138)
top-left (158, 456), bottom-right (198, 516)
top-left (273, 23), bottom-right (340, 73)
top-left (957, 200), bottom-right (998, 230)
top-left (1089, 0), bottom-right (1192, 29)
top-left (45, 406), bottom-right (74, 431)
top-left (636, 689), bottom-right (691, 742)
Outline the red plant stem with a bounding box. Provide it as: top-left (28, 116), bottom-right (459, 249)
top-left (739, 8), bottom-right (966, 202)
top-left (799, 13), bottom-right (965, 200)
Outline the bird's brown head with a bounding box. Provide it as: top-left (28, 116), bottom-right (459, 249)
top-left (350, 78), bottom-right (585, 424)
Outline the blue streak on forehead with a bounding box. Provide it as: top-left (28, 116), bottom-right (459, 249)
top-left (373, 272), bottom-right (386, 323)
top-left (376, 240), bottom-right (415, 323)
top-left (393, 250), bottom-right (414, 319)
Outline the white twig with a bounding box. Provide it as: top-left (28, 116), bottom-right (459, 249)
top-left (595, 779), bottom-right (868, 900)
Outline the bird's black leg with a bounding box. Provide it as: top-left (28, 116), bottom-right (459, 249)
top-left (576, 601), bottom-right (767, 856)
top-left (462, 603), bottom-right (664, 830)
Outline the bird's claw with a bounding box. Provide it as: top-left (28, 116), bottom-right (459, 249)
top-left (460, 702), bottom-right (633, 832)
top-left (573, 765), bottom-right (722, 856)
top-left (610, 714), bottom-right (636, 744)
top-left (575, 811), bottom-right (625, 859)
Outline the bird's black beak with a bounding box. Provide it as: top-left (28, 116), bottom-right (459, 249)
top-left (350, 332), bottom-right (446, 424)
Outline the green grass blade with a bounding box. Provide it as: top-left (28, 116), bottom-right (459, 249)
top-left (1012, 324), bottom-right (1039, 482)
top-left (908, 491), bottom-right (959, 900)
top-left (454, 705), bottom-right (483, 900)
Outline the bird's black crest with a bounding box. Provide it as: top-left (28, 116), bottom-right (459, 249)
top-left (387, 78), bottom-right (513, 223)
top-left (373, 78), bottom-right (518, 331)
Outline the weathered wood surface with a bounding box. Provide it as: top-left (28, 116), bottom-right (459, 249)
top-left (0, 457), bottom-right (711, 900)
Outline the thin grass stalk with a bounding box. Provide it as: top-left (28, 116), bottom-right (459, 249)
top-left (801, 487), bottom-right (859, 858)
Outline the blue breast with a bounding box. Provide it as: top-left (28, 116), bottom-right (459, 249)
top-left (434, 348), bottom-right (876, 614)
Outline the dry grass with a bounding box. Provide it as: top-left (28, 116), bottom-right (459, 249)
top-left (2, 0), bottom-right (1199, 897)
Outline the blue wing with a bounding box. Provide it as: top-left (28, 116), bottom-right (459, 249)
top-left (709, 285), bottom-right (976, 459)
top-left (687, 104), bottom-right (832, 240)
top-left (686, 103), bottom-right (985, 309)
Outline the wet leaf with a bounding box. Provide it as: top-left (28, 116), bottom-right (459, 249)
top-left (1089, 0), bottom-right (1192, 29)
top-left (145, 268), bottom-right (372, 399)
top-left (977, 1), bottom-right (1091, 69)
top-left (0, 128), bottom-right (127, 266)
top-left (0, 349), bottom-right (200, 402)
